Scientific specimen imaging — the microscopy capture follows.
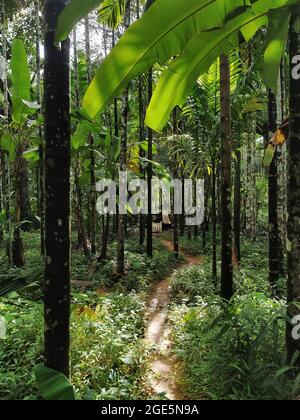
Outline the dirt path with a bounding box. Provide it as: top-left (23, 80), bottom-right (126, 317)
top-left (144, 240), bottom-right (202, 400)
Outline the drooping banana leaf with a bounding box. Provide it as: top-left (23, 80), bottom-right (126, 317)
top-left (0, 269), bottom-right (43, 297)
top-left (82, 0), bottom-right (250, 119)
top-left (263, 8), bottom-right (291, 92)
top-left (55, 0), bottom-right (104, 43)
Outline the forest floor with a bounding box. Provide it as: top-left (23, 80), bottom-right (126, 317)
top-left (144, 239), bottom-right (202, 399)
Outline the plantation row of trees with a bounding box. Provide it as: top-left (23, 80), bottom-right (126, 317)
top-left (0, 0), bottom-right (300, 383)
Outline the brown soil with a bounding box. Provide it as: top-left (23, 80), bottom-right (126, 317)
top-left (144, 239), bottom-right (202, 400)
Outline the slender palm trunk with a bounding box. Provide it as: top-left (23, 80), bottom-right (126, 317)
top-left (245, 114), bottom-right (257, 239)
top-left (137, 0), bottom-right (145, 248)
top-left (1, 0), bottom-right (11, 261)
top-left (220, 54), bottom-right (233, 301)
top-left (268, 89), bottom-right (279, 290)
top-left (286, 13), bottom-right (300, 366)
top-left (117, 0), bottom-right (131, 273)
top-left (85, 16), bottom-right (96, 255)
top-left (212, 158), bottom-right (217, 285)
top-left (173, 108), bottom-right (179, 259)
top-left (44, 0), bottom-right (71, 377)
top-left (147, 67), bottom-right (153, 257)
top-left (234, 148), bottom-right (241, 262)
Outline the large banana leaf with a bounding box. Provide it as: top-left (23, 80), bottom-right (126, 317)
top-left (35, 364), bottom-right (76, 401)
top-left (55, 0), bottom-right (103, 43)
top-left (145, 0), bottom-right (296, 131)
top-left (263, 8), bottom-right (290, 92)
top-left (11, 39), bottom-right (31, 123)
top-left (0, 269), bottom-right (43, 297)
top-left (82, 0), bottom-right (250, 119)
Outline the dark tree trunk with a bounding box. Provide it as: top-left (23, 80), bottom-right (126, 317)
top-left (147, 67), bottom-right (153, 257)
top-left (98, 214), bottom-right (110, 262)
top-left (85, 16), bottom-right (96, 255)
top-left (44, 0), bottom-right (71, 377)
top-left (220, 54), bottom-right (233, 301)
top-left (137, 2), bottom-right (145, 248)
top-left (12, 157), bottom-right (25, 267)
top-left (286, 13), bottom-right (300, 367)
top-left (212, 158), bottom-right (217, 285)
top-left (268, 89), bottom-right (279, 291)
top-left (234, 148), bottom-right (241, 262)
top-left (173, 107), bottom-right (179, 259)
top-left (20, 158), bottom-right (32, 230)
top-left (117, 0), bottom-right (131, 273)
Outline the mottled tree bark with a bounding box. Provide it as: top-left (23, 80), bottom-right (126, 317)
top-left (220, 54), bottom-right (233, 301)
top-left (44, 0), bottom-right (71, 377)
top-left (287, 13), bottom-right (300, 366)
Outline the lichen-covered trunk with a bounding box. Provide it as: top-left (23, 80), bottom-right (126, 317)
top-left (220, 54), bottom-right (233, 301)
top-left (287, 13), bottom-right (300, 366)
top-left (44, 0), bottom-right (71, 377)
top-left (268, 89), bottom-right (279, 290)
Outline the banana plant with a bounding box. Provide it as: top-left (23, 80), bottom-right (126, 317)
top-left (0, 39), bottom-right (41, 267)
top-left (54, 0), bottom-right (296, 132)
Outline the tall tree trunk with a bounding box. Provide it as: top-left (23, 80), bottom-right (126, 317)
top-left (286, 13), bottom-right (300, 366)
top-left (19, 158), bottom-right (32, 230)
top-left (234, 147), bottom-right (241, 262)
top-left (173, 107), bottom-right (179, 259)
top-left (245, 113), bottom-right (257, 239)
top-left (268, 89), bottom-right (279, 291)
top-left (220, 54), bottom-right (233, 301)
top-left (1, 0), bottom-right (11, 261)
top-left (85, 15), bottom-right (96, 255)
top-left (146, 67), bottom-right (153, 257)
top-left (117, 0), bottom-right (131, 273)
top-left (211, 158), bottom-right (217, 285)
top-left (12, 154), bottom-right (25, 267)
top-left (137, 0), bottom-right (145, 248)
top-left (44, 0), bottom-right (71, 377)
top-left (73, 27), bottom-right (90, 258)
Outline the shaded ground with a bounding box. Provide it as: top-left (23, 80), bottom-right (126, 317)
top-left (144, 239), bottom-right (202, 400)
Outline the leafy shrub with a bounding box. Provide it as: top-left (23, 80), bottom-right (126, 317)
top-left (170, 292), bottom-right (300, 400)
top-left (0, 297), bottom-right (43, 400)
top-left (71, 292), bottom-right (147, 400)
top-left (170, 262), bottom-right (215, 304)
